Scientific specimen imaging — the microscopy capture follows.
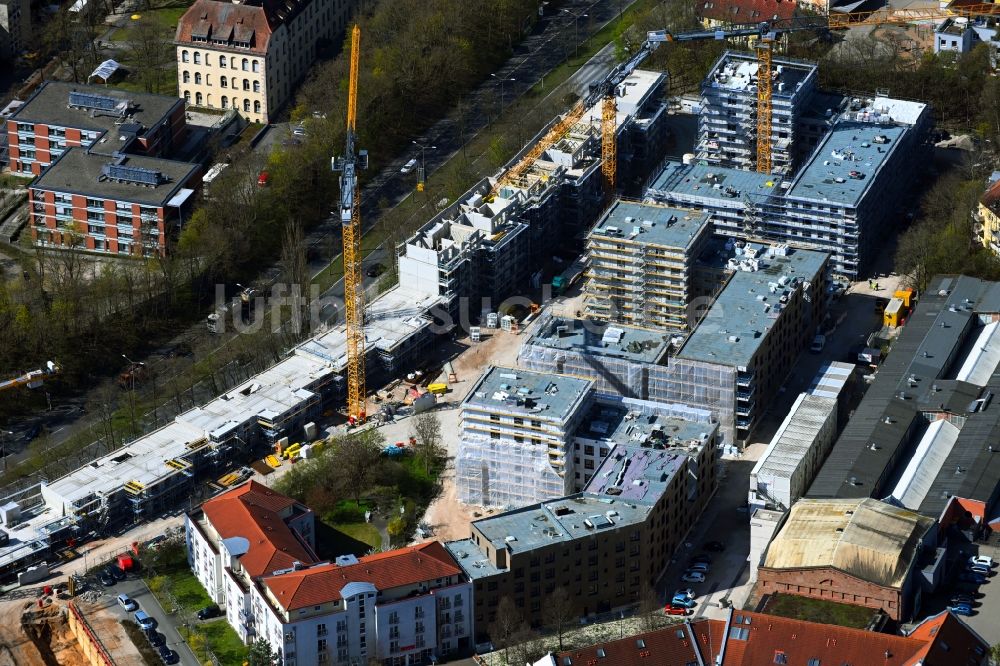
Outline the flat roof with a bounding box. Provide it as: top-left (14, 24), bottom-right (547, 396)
top-left (12, 81), bottom-right (182, 134)
top-left (32, 148), bottom-right (199, 207)
top-left (647, 161), bottom-right (782, 203)
top-left (584, 445), bottom-right (686, 504)
top-left (705, 51), bottom-right (815, 96)
top-left (590, 200), bottom-right (710, 250)
top-left (676, 247), bottom-right (829, 367)
top-left (785, 122), bottom-right (907, 207)
top-left (463, 366), bottom-right (592, 422)
top-left (808, 361), bottom-right (855, 400)
top-left (575, 398), bottom-right (714, 451)
top-left (523, 316), bottom-right (670, 365)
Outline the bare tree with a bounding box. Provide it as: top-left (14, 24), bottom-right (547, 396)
top-left (124, 17), bottom-right (173, 93)
top-left (490, 596), bottom-right (523, 665)
top-left (410, 411), bottom-right (445, 474)
top-left (542, 586), bottom-right (575, 652)
top-left (638, 586), bottom-right (664, 633)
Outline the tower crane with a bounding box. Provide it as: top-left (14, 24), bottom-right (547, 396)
top-left (332, 25), bottom-right (369, 425)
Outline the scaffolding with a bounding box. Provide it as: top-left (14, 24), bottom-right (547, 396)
top-left (456, 433), bottom-right (570, 509)
top-left (519, 334), bottom-right (737, 445)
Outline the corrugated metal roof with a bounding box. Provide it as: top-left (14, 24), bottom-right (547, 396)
top-left (889, 419), bottom-right (960, 510)
top-left (762, 498), bottom-right (934, 589)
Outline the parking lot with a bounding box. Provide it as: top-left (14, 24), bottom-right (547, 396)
top-left (914, 537), bottom-right (1000, 644)
top-left (102, 575), bottom-right (200, 666)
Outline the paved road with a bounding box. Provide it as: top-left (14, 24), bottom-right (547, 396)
top-left (103, 576), bottom-right (201, 666)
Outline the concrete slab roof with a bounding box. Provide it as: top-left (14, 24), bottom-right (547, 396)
top-left (463, 366), bottom-right (592, 423)
top-left (647, 160), bottom-right (783, 204)
top-left (12, 81), bottom-right (182, 134)
top-left (786, 122), bottom-right (907, 207)
top-left (676, 247), bottom-right (829, 368)
top-left (522, 315), bottom-right (670, 365)
top-left (590, 200), bottom-right (711, 250)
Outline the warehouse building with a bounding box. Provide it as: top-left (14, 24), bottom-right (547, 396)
top-left (448, 419), bottom-right (717, 640)
top-left (697, 51), bottom-right (818, 176)
top-left (758, 498), bottom-right (938, 621)
top-left (807, 275), bottom-right (1000, 520)
top-left (585, 201), bottom-right (712, 330)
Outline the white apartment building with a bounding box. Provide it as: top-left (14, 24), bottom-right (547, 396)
top-left (252, 543), bottom-right (472, 666)
top-left (175, 0), bottom-right (354, 123)
top-left (185, 481), bottom-right (318, 619)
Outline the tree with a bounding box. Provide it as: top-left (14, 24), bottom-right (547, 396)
top-left (124, 16), bottom-right (174, 93)
top-left (542, 586), bottom-right (575, 651)
top-left (411, 411), bottom-right (445, 474)
top-left (490, 596), bottom-right (523, 665)
top-left (247, 637), bottom-right (275, 666)
top-left (638, 586), bottom-right (664, 633)
top-left (333, 429), bottom-right (384, 504)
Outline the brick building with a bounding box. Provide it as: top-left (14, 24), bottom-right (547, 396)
top-left (757, 498), bottom-right (937, 621)
top-left (29, 148), bottom-right (200, 256)
top-left (7, 82), bottom-right (186, 176)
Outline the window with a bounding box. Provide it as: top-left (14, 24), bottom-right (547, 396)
top-left (253, 80), bottom-right (260, 93)
top-left (219, 55), bottom-right (226, 67)
top-left (254, 100), bottom-right (261, 114)
top-left (317, 623), bottom-right (327, 637)
top-left (195, 73), bottom-right (202, 85)
top-left (182, 71), bottom-right (190, 84)
top-left (230, 57), bottom-right (236, 68)
top-left (196, 92), bottom-right (203, 105)
top-left (193, 52), bottom-right (201, 64)
top-left (242, 58), bottom-right (249, 71)
top-left (181, 50), bottom-right (189, 62)
top-left (205, 74), bottom-right (211, 86)
top-left (807, 660), bottom-right (821, 666)
top-left (221, 96), bottom-right (228, 108)
top-left (252, 60), bottom-right (260, 72)
top-left (774, 651), bottom-right (787, 665)
top-left (243, 79), bottom-right (250, 91)
top-left (184, 91), bottom-right (190, 102)
top-left (243, 99), bottom-right (250, 112)
top-left (221, 77), bottom-right (227, 88)
top-left (317, 639), bottom-right (327, 652)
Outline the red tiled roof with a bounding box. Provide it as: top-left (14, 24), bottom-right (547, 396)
top-left (698, 0), bottom-right (797, 24)
top-left (175, 0), bottom-right (274, 55)
top-left (201, 480), bottom-right (316, 578)
top-left (263, 541), bottom-right (464, 612)
top-left (982, 178), bottom-right (1000, 207)
top-left (906, 610), bottom-right (989, 666)
top-left (554, 609), bottom-right (987, 666)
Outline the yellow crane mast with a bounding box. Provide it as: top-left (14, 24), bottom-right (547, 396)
top-left (601, 95), bottom-right (617, 197)
top-left (333, 25), bottom-right (368, 425)
top-left (754, 40), bottom-right (773, 174)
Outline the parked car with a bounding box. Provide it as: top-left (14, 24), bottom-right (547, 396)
top-left (98, 571), bottom-right (116, 587)
top-left (257, 171), bottom-right (270, 187)
top-left (688, 562), bottom-right (710, 573)
top-left (703, 541), bottom-right (725, 552)
top-left (366, 263), bottom-right (386, 278)
top-left (665, 605), bottom-right (690, 616)
top-left (958, 572), bottom-right (987, 584)
top-left (675, 588), bottom-right (696, 600)
top-left (681, 571), bottom-right (706, 584)
top-left (145, 629), bottom-right (165, 648)
top-left (968, 564), bottom-right (990, 577)
top-left (951, 594), bottom-right (975, 606)
top-left (104, 566), bottom-right (125, 581)
top-left (969, 555), bottom-right (995, 568)
top-left (117, 594), bottom-right (137, 611)
top-left (135, 610), bottom-right (157, 631)
top-left (690, 554), bottom-right (712, 565)
top-left (197, 605), bottom-right (221, 620)
top-left (158, 645), bottom-right (179, 665)
top-left (671, 595), bottom-right (697, 609)
top-left (948, 603), bottom-right (973, 616)
top-left (292, 124), bottom-right (307, 137)
top-left (400, 158), bottom-right (418, 174)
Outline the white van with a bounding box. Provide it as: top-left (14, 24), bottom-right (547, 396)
top-left (118, 594), bottom-right (137, 611)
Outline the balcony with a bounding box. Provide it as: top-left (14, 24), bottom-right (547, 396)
top-left (735, 402), bottom-right (755, 417)
top-left (736, 372), bottom-right (755, 388)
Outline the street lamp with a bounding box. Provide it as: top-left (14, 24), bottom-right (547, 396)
top-left (411, 141), bottom-right (436, 191)
top-left (562, 9), bottom-right (589, 58)
top-left (121, 354), bottom-right (144, 434)
top-left (490, 73), bottom-right (516, 110)
top-left (0, 430), bottom-right (11, 473)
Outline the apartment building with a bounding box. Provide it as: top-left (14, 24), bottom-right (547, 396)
top-left (29, 149), bottom-right (200, 256)
top-left (175, 0), bottom-right (354, 123)
top-left (979, 176), bottom-right (1000, 257)
top-left (585, 200), bottom-right (712, 331)
top-left (447, 422), bottom-right (718, 641)
top-left (252, 543), bottom-right (471, 665)
top-left (697, 51), bottom-right (818, 176)
top-left (673, 244), bottom-right (828, 443)
top-left (455, 367), bottom-right (593, 508)
top-left (186, 481), bottom-right (317, 614)
top-left (6, 82), bottom-right (186, 176)
top-left (0, 0), bottom-right (30, 61)
top-left (397, 70), bottom-right (669, 325)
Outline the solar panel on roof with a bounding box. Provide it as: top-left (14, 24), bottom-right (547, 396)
top-left (68, 91), bottom-right (126, 112)
top-left (101, 162), bottom-right (163, 186)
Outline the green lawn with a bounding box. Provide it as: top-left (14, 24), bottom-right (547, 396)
top-left (332, 522), bottom-right (381, 550)
top-left (764, 593), bottom-right (876, 629)
top-left (184, 619), bottom-right (248, 665)
top-left (143, 542), bottom-right (214, 615)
